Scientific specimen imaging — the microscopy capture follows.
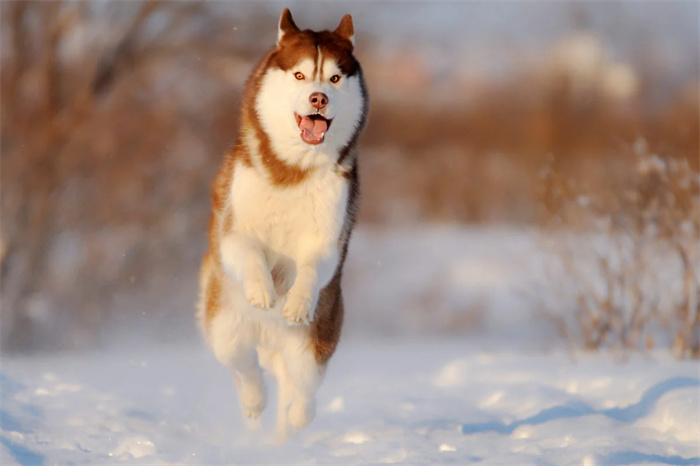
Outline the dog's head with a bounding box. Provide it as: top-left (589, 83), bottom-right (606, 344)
top-left (254, 9), bottom-right (367, 157)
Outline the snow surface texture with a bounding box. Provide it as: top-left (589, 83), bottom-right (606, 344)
top-left (2, 227), bottom-right (698, 464)
top-left (343, 228), bottom-right (550, 345)
top-left (2, 341), bottom-right (699, 465)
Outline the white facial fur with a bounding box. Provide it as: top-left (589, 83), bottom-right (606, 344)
top-left (255, 53), bottom-right (364, 168)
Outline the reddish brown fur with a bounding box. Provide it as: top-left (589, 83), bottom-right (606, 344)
top-left (222, 209), bottom-right (233, 234)
top-left (201, 145), bottom-right (239, 327)
top-left (245, 111), bottom-right (315, 186)
top-left (204, 263), bottom-right (222, 323)
top-left (274, 31), bottom-right (359, 78)
top-left (238, 47), bottom-right (318, 187)
top-left (311, 273), bottom-right (344, 364)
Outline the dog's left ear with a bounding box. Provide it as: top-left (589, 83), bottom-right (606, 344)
top-left (278, 8), bottom-right (300, 45)
top-left (334, 14), bottom-right (354, 47)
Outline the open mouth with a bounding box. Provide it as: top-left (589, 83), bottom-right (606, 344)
top-left (295, 113), bottom-right (333, 145)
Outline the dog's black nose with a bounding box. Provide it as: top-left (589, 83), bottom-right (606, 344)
top-left (309, 92), bottom-right (328, 110)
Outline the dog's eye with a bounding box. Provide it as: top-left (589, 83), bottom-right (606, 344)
top-left (294, 72), bottom-right (305, 80)
top-left (330, 74), bottom-right (341, 84)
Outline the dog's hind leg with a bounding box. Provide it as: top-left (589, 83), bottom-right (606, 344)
top-left (281, 344), bottom-right (324, 431)
top-left (264, 350), bottom-right (295, 442)
top-left (275, 371), bottom-right (295, 441)
top-left (209, 318), bottom-right (266, 424)
top-left (231, 360), bottom-right (265, 427)
top-left (258, 347), bottom-right (293, 441)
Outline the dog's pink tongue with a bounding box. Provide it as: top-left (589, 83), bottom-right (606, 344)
top-left (299, 116), bottom-right (327, 144)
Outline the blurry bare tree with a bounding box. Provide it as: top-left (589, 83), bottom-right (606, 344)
top-left (0, 1), bottom-right (263, 350)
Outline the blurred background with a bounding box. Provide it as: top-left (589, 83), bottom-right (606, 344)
top-left (1, 1), bottom-right (698, 354)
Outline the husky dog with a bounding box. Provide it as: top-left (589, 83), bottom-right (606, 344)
top-left (197, 9), bottom-right (368, 439)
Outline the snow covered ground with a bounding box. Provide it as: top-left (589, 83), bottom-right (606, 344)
top-left (2, 340), bottom-right (698, 465)
top-left (1, 227), bottom-right (698, 464)
top-left (343, 227), bottom-right (552, 347)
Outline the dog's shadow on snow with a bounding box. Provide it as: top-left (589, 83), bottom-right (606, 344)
top-left (459, 376), bottom-right (699, 465)
top-left (461, 376), bottom-right (698, 434)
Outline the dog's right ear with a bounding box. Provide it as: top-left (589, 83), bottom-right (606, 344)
top-left (277, 8), bottom-right (300, 45)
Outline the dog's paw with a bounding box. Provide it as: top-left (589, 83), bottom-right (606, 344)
top-left (240, 383), bottom-right (266, 420)
top-left (244, 273), bottom-right (276, 309)
top-left (283, 292), bottom-right (313, 325)
top-left (288, 398), bottom-right (315, 429)
top-left (241, 393), bottom-right (266, 420)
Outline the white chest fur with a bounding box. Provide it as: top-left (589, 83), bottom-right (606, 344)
top-left (230, 162), bottom-right (348, 285)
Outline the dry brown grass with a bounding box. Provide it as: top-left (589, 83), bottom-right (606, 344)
top-left (359, 69), bottom-right (698, 224)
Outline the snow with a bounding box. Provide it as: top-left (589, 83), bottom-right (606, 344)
top-left (343, 228), bottom-right (550, 348)
top-left (1, 341), bottom-right (698, 465)
top-left (1, 227), bottom-right (698, 464)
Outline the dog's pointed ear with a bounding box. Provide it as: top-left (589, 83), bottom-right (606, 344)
top-left (334, 14), bottom-right (355, 47)
top-left (278, 8), bottom-right (300, 45)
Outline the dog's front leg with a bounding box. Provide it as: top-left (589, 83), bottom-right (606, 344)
top-left (283, 262), bottom-right (318, 325)
top-left (220, 232), bottom-right (276, 309)
top-left (283, 249), bottom-right (338, 325)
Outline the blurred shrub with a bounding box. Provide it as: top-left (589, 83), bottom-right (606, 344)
top-left (536, 144), bottom-right (699, 358)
